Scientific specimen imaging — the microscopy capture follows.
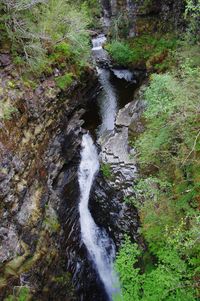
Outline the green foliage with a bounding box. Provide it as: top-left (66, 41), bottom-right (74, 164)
top-left (185, 0), bottom-right (200, 43)
top-left (130, 34), bottom-right (177, 64)
top-left (118, 44), bottom-right (200, 301)
top-left (100, 163), bottom-right (113, 179)
top-left (0, 102), bottom-right (18, 120)
top-left (1, 0), bottom-right (91, 74)
top-left (109, 12), bottom-right (130, 40)
top-left (4, 286), bottom-right (30, 301)
top-left (105, 41), bottom-right (133, 66)
top-left (114, 236), bottom-right (141, 301)
top-left (106, 34), bottom-right (177, 68)
top-left (135, 61), bottom-right (200, 167)
top-left (80, 0), bottom-right (101, 28)
top-left (55, 73), bottom-right (73, 90)
top-left (127, 177), bottom-right (171, 209)
top-left (115, 235), bottom-right (198, 301)
top-left (54, 42), bottom-right (71, 57)
top-left (133, 53), bottom-right (200, 255)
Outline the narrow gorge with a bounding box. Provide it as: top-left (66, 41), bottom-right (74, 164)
top-left (0, 0), bottom-right (199, 300)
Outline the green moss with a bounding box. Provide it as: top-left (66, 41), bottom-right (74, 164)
top-left (44, 216), bottom-right (60, 233)
top-left (55, 73), bottom-right (73, 90)
top-left (53, 272), bottom-right (71, 285)
top-left (44, 207), bottom-right (60, 233)
top-left (0, 101), bottom-right (18, 121)
top-left (100, 163), bottom-right (113, 180)
top-left (54, 42), bottom-right (71, 56)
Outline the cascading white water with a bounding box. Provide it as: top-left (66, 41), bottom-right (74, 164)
top-left (92, 34), bottom-right (109, 63)
top-left (97, 68), bottom-right (118, 135)
top-left (78, 133), bottom-right (120, 300)
top-left (91, 34), bottom-right (118, 135)
top-left (92, 34), bottom-right (107, 51)
top-left (111, 69), bottom-right (134, 82)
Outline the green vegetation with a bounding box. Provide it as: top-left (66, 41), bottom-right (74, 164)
top-left (105, 34), bottom-right (177, 70)
top-left (4, 286), bottom-right (30, 301)
top-left (105, 41), bottom-right (133, 66)
top-left (55, 73), bottom-right (73, 90)
top-left (185, 0), bottom-right (200, 42)
top-left (114, 2), bottom-right (200, 297)
top-left (44, 206), bottom-right (60, 233)
top-left (114, 43), bottom-right (200, 301)
top-left (109, 12), bottom-right (131, 40)
top-left (100, 163), bottom-right (113, 180)
top-left (115, 235), bottom-right (197, 301)
top-left (0, 0), bottom-right (91, 75)
top-left (0, 104), bottom-right (18, 120)
top-left (80, 0), bottom-right (101, 29)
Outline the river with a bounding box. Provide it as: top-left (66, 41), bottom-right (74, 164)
top-left (78, 34), bottom-right (137, 300)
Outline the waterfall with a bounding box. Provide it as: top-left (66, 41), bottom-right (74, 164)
top-left (111, 69), bottom-right (134, 82)
top-left (91, 34), bottom-right (118, 136)
top-left (97, 67), bottom-right (118, 135)
top-left (78, 133), bottom-right (120, 300)
top-left (92, 35), bottom-right (107, 51)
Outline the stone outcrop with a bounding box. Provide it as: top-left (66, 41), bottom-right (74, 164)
top-left (108, 0), bottom-right (185, 36)
top-left (0, 50), bottom-right (143, 301)
top-left (0, 56), bottom-right (101, 300)
top-left (98, 96), bottom-right (145, 197)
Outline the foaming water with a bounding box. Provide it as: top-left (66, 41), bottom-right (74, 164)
top-left (92, 34), bottom-right (107, 51)
top-left (97, 68), bottom-right (118, 135)
top-left (78, 133), bottom-right (120, 300)
top-left (112, 69), bottom-right (134, 82)
top-left (92, 34), bottom-right (108, 62)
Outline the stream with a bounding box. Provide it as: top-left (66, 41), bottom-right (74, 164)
top-left (77, 34), bottom-right (138, 300)
top-left (78, 134), bottom-right (119, 300)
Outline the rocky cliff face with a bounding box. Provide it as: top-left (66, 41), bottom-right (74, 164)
top-left (0, 55), bottom-right (101, 300)
top-left (107, 0), bottom-right (185, 36)
top-left (0, 53), bottom-right (141, 301)
top-left (0, 1), bottom-right (186, 299)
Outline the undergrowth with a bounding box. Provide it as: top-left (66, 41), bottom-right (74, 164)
top-left (105, 34), bottom-right (177, 70)
top-left (114, 43), bottom-right (200, 301)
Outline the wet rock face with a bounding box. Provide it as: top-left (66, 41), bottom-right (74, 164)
top-left (89, 175), bottom-right (140, 249)
top-left (0, 54), bottom-right (11, 67)
top-left (0, 48), bottom-right (144, 300)
top-left (98, 98), bottom-right (145, 197)
top-left (89, 93), bottom-right (145, 252)
top-left (0, 61), bottom-right (102, 300)
top-left (109, 0), bottom-right (185, 36)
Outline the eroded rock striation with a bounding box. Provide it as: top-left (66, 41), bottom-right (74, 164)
top-left (0, 56), bottom-right (101, 300)
top-left (98, 96), bottom-right (144, 197)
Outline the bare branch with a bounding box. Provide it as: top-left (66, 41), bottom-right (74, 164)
top-left (182, 130), bottom-right (200, 165)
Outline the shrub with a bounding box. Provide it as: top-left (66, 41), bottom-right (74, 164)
top-left (134, 64), bottom-right (200, 167)
top-left (115, 234), bottom-right (198, 301)
top-left (0, 103), bottom-right (18, 120)
top-left (55, 73), bottom-right (73, 90)
top-left (185, 0), bottom-right (200, 43)
top-left (4, 286), bottom-right (30, 301)
top-left (54, 42), bottom-right (71, 57)
top-left (106, 34), bottom-right (177, 68)
top-left (105, 41), bottom-right (133, 66)
top-left (120, 45), bottom-right (200, 301)
top-left (1, 0), bottom-right (91, 74)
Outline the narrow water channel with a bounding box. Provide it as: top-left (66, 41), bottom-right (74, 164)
top-left (78, 134), bottom-right (119, 300)
top-left (78, 34), bottom-right (139, 300)
top-left (78, 35), bottom-right (120, 300)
